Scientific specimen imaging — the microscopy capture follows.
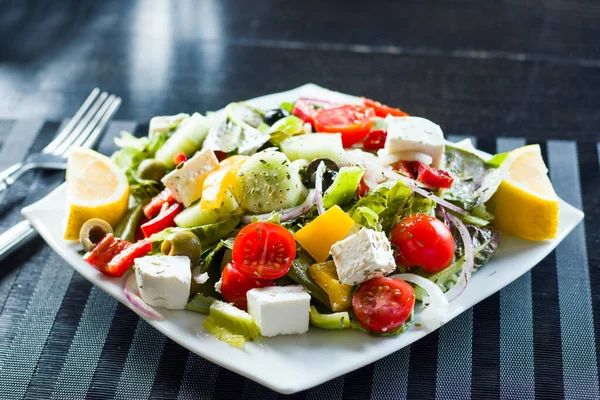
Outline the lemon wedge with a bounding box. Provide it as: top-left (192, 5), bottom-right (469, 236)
top-left (63, 147), bottom-right (129, 240)
top-left (487, 144), bottom-right (559, 241)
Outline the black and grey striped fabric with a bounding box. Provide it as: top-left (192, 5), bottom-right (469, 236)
top-left (0, 120), bottom-right (598, 400)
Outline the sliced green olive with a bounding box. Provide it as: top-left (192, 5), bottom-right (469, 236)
top-left (80, 218), bottom-right (113, 251)
top-left (137, 159), bottom-right (167, 181)
top-left (161, 231), bottom-right (202, 262)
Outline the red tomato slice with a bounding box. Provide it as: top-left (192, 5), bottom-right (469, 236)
top-left (352, 277), bottom-right (415, 333)
top-left (361, 97), bottom-right (409, 118)
top-left (390, 214), bottom-right (455, 273)
top-left (313, 105), bottom-right (376, 147)
top-left (232, 222), bottom-right (296, 280)
top-left (362, 130), bottom-right (387, 151)
top-left (220, 263), bottom-right (276, 310)
top-left (292, 101), bottom-right (316, 125)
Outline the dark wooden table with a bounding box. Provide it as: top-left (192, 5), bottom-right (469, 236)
top-left (1, 1), bottom-right (599, 399)
top-left (2, 0), bottom-right (599, 141)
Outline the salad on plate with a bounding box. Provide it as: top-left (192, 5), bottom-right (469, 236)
top-left (64, 93), bottom-right (560, 347)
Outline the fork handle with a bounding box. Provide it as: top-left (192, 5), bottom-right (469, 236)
top-left (0, 162), bottom-right (35, 194)
top-left (0, 161), bottom-right (24, 183)
top-left (0, 220), bottom-right (38, 263)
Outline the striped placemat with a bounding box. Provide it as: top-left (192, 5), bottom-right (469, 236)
top-left (0, 119), bottom-right (598, 400)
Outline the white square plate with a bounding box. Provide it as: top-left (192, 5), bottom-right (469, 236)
top-left (22, 84), bottom-right (584, 394)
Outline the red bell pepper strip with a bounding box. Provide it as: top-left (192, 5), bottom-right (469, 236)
top-left (83, 234), bottom-right (152, 277)
top-left (397, 161), bottom-right (454, 189)
top-left (106, 239), bottom-right (152, 277)
top-left (143, 188), bottom-right (176, 219)
top-left (362, 130), bottom-right (387, 151)
top-left (141, 202), bottom-right (182, 238)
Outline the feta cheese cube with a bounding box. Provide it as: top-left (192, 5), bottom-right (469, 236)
top-left (384, 116), bottom-right (445, 168)
top-left (246, 286), bottom-right (311, 337)
top-left (149, 113), bottom-right (189, 136)
top-left (134, 255), bottom-right (191, 310)
top-left (330, 228), bottom-right (396, 285)
top-left (161, 148), bottom-right (219, 207)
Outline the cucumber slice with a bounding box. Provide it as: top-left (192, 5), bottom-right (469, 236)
top-left (155, 113), bottom-right (212, 168)
top-left (323, 166), bottom-right (364, 209)
top-left (238, 149), bottom-right (307, 214)
top-left (202, 300), bottom-right (260, 347)
top-left (280, 133), bottom-right (346, 163)
top-left (309, 306), bottom-right (351, 330)
top-left (185, 293), bottom-right (216, 314)
top-left (175, 190), bottom-right (239, 228)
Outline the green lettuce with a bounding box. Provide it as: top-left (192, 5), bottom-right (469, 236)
top-left (112, 131), bottom-right (169, 202)
top-left (149, 216), bottom-right (240, 248)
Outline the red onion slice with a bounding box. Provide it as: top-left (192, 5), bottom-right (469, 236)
top-left (438, 204), bottom-right (450, 227)
top-left (241, 189), bottom-right (317, 224)
top-left (444, 214), bottom-right (475, 301)
top-left (314, 161), bottom-right (326, 215)
top-left (391, 273), bottom-right (449, 331)
top-left (124, 272), bottom-right (164, 321)
top-left (297, 97), bottom-right (335, 108)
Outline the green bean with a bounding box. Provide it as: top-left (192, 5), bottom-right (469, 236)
top-left (287, 251), bottom-right (331, 308)
top-left (114, 205), bottom-right (143, 242)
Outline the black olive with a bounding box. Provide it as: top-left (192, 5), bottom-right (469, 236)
top-left (264, 108), bottom-right (290, 126)
top-left (305, 158), bottom-right (339, 189)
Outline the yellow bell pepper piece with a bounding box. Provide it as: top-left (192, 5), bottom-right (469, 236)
top-left (200, 155), bottom-right (248, 210)
top-left (308, 261), bottom-right (352, 312)
top-left (294, 205), bottom-right (355, 263)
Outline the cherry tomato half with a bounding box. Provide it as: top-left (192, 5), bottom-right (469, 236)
top-left (232, 222), bottom-right (296, 280)
top-left (390, 214), bottom-right (455, 273)
top-left (361, 97), bottom-right (409, 118)
top-left (220, 263), bottom-right (276, 310)
top-left (313, 105), bottom-right (376, 147)
top-left (352, 277), bottom-right (415, 333)
top-left (362, 130), bottom-right (387, 151)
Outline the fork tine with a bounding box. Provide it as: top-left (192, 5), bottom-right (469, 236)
top-left (52, 92), bottom-right (109, 155)
top-left (70, 94), bottom-right (117, 149)
top-left (81, 97), bottom-right (122, 149)
top-left (43, 88), bottom-right (100, 154)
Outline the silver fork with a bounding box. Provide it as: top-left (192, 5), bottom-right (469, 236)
top-left (0, 89), bottom-right (122, 193)
top-left (0, 89), bottom-right (122, 262)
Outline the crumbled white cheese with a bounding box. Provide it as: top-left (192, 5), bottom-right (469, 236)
top-left (384, 116), bottom-right (445, 168)
top-left (246, 286), bottom-right (311, 337)
top-left (330, 227), bottom-right (396, 285)
top-left (161, 148), bottom-right (219, 207)
top-left (134, 255), bottom-right (191, 310)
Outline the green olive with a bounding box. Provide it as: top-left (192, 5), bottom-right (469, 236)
top-left (161, 231), bottom-right (202, 262)
top-left (80, 218), bottom-right (113, 251)
top-left (137, 159), bottom-right (167, 181)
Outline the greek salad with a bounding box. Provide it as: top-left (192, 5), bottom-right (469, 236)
top-left (72, 95), bottom-right (510, 347)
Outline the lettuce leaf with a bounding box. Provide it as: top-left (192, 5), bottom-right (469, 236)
top-left (112, 131), bottom-right (169, 202)
top-left (149, 216), bottom-right (240, 248)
